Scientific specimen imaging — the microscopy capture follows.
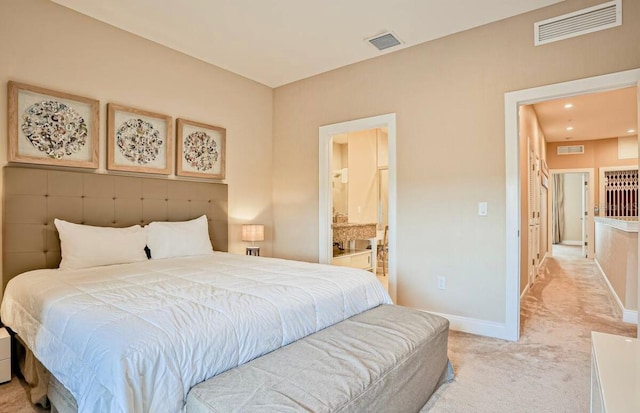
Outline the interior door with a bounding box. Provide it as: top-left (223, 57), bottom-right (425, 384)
top-left (528, 147), bottom-right (541, 285)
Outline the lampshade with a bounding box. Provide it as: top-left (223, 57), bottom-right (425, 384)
top-left (242, 224), bottom-right (264, 242)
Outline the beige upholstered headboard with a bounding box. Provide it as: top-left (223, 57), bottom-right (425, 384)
top-left (3, 166), bottom-right (228, 292)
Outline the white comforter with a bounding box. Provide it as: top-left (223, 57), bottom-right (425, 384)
top-left (1, 253), bottom-right (391, 413)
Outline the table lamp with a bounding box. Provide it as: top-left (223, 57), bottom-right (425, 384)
top-left (242, 224), bottom-right (264, 256)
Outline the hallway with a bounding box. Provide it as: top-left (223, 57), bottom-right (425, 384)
top-left (423, 249), bottom-right (636, 412)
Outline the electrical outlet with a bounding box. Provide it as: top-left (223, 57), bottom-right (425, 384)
top-left (437, 276), bottom-right (446, 290)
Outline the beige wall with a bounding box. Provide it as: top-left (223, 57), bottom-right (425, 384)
top-left (0, 0), bottom-right (274, 296)
top-left (377, 130), bottom-right (389, 228)
top-left (347, 129), bottom-right (378, 224)
top-left (331, 143), bottom-right (348, 216)
top-left (377, 130), bottom-right (389, 167)
top-left (273, 0), bottom-right (640, 323)
top-left (595, 222), bottom-right (638, 311)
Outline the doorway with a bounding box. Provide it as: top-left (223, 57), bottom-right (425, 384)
top-left (319, 114), bottom-right (397, 301)
top-left (504, 68), bottom-right (640, 341)
top-left (549, 170), bottom-right (593, 259)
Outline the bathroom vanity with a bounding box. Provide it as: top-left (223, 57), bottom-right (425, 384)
top-left (331, 222), bottom-right (377, 273)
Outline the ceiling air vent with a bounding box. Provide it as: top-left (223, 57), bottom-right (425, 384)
top-left (557, 145), bottom-right (585, 155)
top-left (534, 0), bottom-right (621, 46)
top-left (367, 32), bottom-right (402, 51)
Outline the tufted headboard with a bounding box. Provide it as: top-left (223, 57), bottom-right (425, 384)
top-left (3, 166), bottom-right (228, 292)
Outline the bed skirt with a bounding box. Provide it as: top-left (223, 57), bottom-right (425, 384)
top-left (14, 335), bottom-right (50, 409)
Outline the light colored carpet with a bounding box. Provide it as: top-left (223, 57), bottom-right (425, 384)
top-left (0, 373), bottom-right (47, 412)
top-left (422, 249), bottom-right (636, 412)
top-left (1, 249), bottom-right (636, 412)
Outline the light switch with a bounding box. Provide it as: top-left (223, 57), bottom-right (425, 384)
top-left (478, 202), bottom-right (488, 216)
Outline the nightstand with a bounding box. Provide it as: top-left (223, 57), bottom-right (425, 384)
top-left (246, 246), bottom-right (260, 256)
top-left (0, 327), bottom-right (10, 383)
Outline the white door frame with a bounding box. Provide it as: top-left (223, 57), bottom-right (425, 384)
top-left (504, 68), bottom-right (640, 341)
top-left (547, 169), bottom-right (595, 258)
top-left (582, 172), bottom-right (588, 258)
top-left (319, 113), bottom-right (397, 302)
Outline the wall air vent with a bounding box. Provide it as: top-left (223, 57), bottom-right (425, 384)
top-left (534, 0), bottom-right (621, 46)
top-left (367, 32), bottom-right (402, 51)
top-left (557, 145), bottom-right (585, 155)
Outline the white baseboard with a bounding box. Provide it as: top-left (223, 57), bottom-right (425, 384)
top-left (539, 251), bottom-right (548, 267)
top-left (623, 309), bottom-right (638, 324)
top-left (520, 252), bottom-right (547, 300)
top-left (520, 282), bottom-right (530, 300)
top-left (594, 258), bottom-right (637, 324)
top-left (424, 310), bottom-right (512, 340)
top-left (561, 240), bottom-right (582, 246)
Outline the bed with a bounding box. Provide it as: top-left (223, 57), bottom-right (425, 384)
top-left (1, 166), bottom-right (450, 413)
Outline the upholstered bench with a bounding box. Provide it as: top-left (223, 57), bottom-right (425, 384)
top-left (186, 304), bottom-right (453, 413)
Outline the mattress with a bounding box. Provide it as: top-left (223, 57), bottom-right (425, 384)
top-left (1, 253), bottom-right (391, 413)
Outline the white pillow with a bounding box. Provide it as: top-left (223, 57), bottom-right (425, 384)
top-left (146, 215), bottom-right (213, 259)
top-left (54, 219), bottom-right (148, 270)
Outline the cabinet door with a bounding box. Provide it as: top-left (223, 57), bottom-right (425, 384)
top-left (332, 255), bottom-right (351, 267)
top-left (351, 253), bottom-right (370, 269)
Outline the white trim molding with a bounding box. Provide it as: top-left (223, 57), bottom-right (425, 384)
top-left (504, 68), bottom-right (640, 341)
top-left (594, 217), bottom-right (638, 233)
top-left (318, 113), bottom-right (397, 302)
top-left (594, 259), bottom-right (638, 324)
top-left (520, 282), bottom-right (531, 301)
top-left (426, 311), bottom-right (512, 340)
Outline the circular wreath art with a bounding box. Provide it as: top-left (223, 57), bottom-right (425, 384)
top-left (116, 118), bottom-right (163, 165)
top-left (21, 100), bottom-right (88, 159)
top-left (183, 131), bottom-right (218, 171)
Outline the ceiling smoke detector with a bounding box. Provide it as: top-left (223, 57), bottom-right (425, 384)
top-left (367, 32), bottom-right (402, 51)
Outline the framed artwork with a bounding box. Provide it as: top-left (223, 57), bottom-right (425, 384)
top-left (176, 118), bottom-right (226, 179)
top-left (8, 81), bottom-right (99, 168)
top-left (107, 103), bottom-right (173, 174)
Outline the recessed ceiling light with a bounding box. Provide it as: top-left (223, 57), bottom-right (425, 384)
top-left (628, 129), bottom-right (636, 133)
top-left (566, 126), bottom-right (574, 131)
top-left (564, 103), bottom-right (573, 109)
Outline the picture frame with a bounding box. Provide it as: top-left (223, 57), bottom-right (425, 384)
top-left (176, 118), bottom-right (226, 180)
top-left (8, 81), bottom-right (99, 168)
top-left (107, 103), bottom-right (173, 175)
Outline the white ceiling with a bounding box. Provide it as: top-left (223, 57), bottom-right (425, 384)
top-left (533, 87), bottom-right (638, 142)
top-left (51, 0), bottom-right (563, 87)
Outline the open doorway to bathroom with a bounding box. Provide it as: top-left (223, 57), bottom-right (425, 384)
top-left (319, 113), bottom-right (397, 301)
top-left (330, 129), bottom-right (389, 290)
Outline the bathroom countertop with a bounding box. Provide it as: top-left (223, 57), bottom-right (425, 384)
top-left (331, 222), bottom-right (376, 228)
top-left (332, 222), bottom-right (377, 242)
